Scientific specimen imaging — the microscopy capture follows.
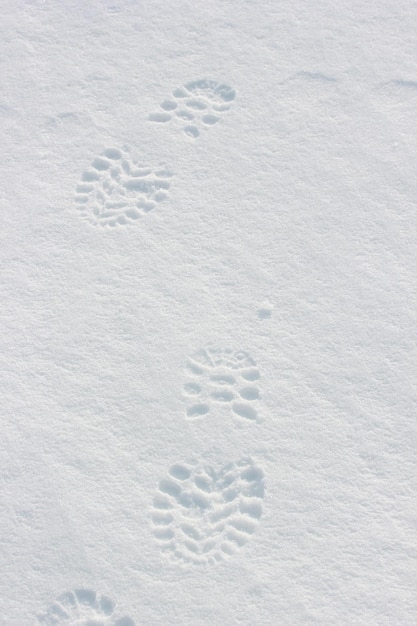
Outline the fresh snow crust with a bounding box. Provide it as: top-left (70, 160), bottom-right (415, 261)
top-left (1, 1), bottom-right (416, 624)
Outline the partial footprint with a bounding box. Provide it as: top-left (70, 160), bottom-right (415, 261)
top-left (74, 147), bottom-right (173, 227)
top-left (151, 458), bottom-right (264, 565)
top-left (37, 588), bottom-right (135, 625)
top-left (149, 79), bottom-right (236, 139)
top-left (182, 347), bottom-right (261, 421)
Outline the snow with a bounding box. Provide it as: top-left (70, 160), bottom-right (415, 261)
top-left (1, 1), bottom-right (416, 624)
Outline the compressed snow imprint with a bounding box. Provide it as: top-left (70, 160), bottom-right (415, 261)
top-left (37, 588), bottom-right (135, 626)
top-left (74, 147), bottom-right (173, 227)
top-left (182, 347), bottom-right (261, 421)
top-left (151, 458), bottom-right (264, 565)
top-left (149, 79), bottom-right (236, 139)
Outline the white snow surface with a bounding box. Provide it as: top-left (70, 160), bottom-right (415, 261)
top-left (1, 1), bottom-right (417, 624)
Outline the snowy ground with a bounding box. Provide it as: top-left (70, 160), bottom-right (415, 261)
top-left (1, 1), bottom-right (417, 624)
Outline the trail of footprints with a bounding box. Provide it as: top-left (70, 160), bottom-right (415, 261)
top-left (42, 78), bottom-right (265, 622)
top-left (38, 588), bottom-right (134, 626)
top-left (149, 79), bottom-right (236, 139)
top-left (74, 79), bottom-right (235, 226)
top-left (74, 147), bottom-right (173, 227)
top-left (182, 347), bottom-right (261, 421)
top-left (151, 458), bottom-right (264, 565)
